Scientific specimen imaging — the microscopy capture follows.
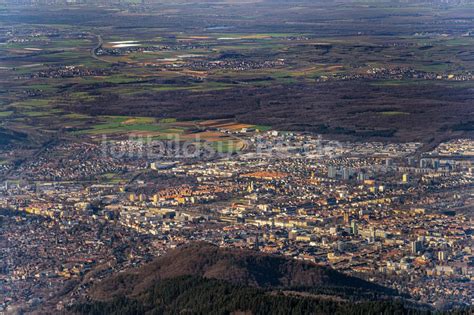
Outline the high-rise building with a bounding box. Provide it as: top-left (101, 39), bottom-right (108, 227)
top-left (402, 174), bottom-right (409, 183)
top-left (351, 221), bottom-right (358, 235)
top-left (247, 182), bottom-right (255, 193)
top-left (342, 168), bottom-right (351, 180)
top-left (437, 251), bottom-right (447, 261)
top-left (328, 166), bottom-right (337, 179)
top-left (411, 240), bottom-right (423, 254)
top-left (343, 211), bottom-right (350, 224)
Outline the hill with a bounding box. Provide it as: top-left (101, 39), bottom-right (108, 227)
top-left (69, 243), bottom-right (474, 314)
top-left (87, 242), bottom-right (394, 301)
top-left (66, 242), bottom-right (460, 315)
top-left (72, 275), bottom-right (435, 315)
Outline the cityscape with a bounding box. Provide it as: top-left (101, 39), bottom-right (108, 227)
top-left (2, 130), bottom-right (473, 312)
top-left (0, 0), bottom-right (473, 314)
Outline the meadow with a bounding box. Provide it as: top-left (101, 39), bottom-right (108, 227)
top-left (0, 0), bottom-right (473, 154)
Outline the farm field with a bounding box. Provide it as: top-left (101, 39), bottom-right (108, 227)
top-left (0, 0), bottom-right (473, 157)
top-left (1, 2), bottom-right (474, 314)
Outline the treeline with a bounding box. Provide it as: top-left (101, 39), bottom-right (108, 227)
top-left (70, 276), bottom-right (471, 315)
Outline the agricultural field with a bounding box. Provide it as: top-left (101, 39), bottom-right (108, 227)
top-left (0, 0), bottom-right (473, 158)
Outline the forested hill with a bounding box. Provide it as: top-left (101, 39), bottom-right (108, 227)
top-left (74, 275), bottom-right (466, 315)
top-left (68, 243), bottom-right (474, 315)
top-left (87, 242), bottom-right (395, 300)
top-left (66, 242), bottom-right (458, 315)
top-left (69, 243), bottom-right (474, 315)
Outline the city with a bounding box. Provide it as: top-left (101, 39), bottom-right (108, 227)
top-left (1, 0), bottom-right (473, 314)
top-left (1, 128), bottom-right (472, 312)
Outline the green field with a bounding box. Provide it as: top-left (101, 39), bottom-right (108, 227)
top-left (380, 111), bottom-right (410, 116)
top-left (0, 1), bottom-right (472, 146)
top-left (79, 116), bottom-right (188, 135)
top-left (0, 111), bottom-right (13, 117)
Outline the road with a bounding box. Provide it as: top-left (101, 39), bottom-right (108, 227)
top-left (90, 34), bottom-right (113, 63)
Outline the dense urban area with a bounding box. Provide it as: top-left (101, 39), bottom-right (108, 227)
top-left (0, 0), bottom-right (473, 314)
top-left (1, 129), bottom-right (473, 312)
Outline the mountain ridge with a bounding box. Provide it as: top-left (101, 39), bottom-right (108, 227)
top-left (68, 242), bottom-right (474, 315)
top-left (88, 242), bottom-right (396, 301)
